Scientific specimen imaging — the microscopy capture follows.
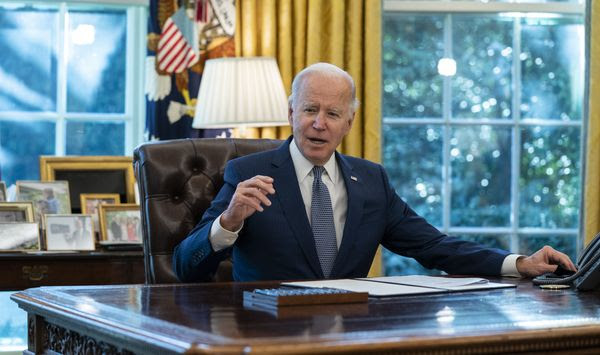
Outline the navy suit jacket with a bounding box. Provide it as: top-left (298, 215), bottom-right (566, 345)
top-left (173, 137), bottom-right (510, 282)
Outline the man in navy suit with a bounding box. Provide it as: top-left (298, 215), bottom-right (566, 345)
top-left (173, 62), bottom-right (576, 282)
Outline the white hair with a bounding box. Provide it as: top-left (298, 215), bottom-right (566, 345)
top-left (288, 62), bottom-right (360, 113)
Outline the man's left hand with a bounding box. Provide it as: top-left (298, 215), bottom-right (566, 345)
top-left (516, 245), bottom-right (577, 277)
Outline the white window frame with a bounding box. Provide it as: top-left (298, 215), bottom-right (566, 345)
top-left (0, 0), bottom-right (147, 156)
top-left (382, 1), bottom-right (586, 255)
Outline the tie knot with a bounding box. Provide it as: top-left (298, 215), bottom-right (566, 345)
top-left (312, 166), bottom-right (325, 180)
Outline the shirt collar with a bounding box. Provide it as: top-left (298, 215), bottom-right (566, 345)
top-left (289, 138), bottom-right (337, 183)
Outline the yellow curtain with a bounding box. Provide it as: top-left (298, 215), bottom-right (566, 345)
top-left (234, 0), bottom-right (382, 275)
top-left (585, 1), bottom-right (600, 245)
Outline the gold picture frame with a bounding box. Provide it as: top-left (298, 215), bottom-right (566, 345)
top-left (39, 156), bottom-right (135, 213)
top-left (80, 193), bottom-right (121, 236)
top-left (0, 202), bottom-right (35, 223)
top-left (98, 204), bottom-right (142, 244)
top-left (0, 181), bottom-right (6, 202)
top-left (16, 180), bottom-right (72, 222)
top-left (80, 193), bottom-right (121, 214)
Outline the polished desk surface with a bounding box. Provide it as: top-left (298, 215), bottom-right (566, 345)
top-left (11, 278), bottom-right (600, 354)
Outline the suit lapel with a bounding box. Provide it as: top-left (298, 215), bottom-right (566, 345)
top-left (331, 153), bottom-right (364, 277)
top-left (270, 139), bottom-right (324, 278)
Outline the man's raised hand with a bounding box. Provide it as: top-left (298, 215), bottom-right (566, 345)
top-left (220, 175), bottom-right (275, 231)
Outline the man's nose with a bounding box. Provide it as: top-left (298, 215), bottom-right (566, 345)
top-left (313, 112), bottom-right (326, 129)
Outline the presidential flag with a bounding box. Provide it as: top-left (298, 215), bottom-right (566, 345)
top-left (196, 0), bottom-right (210, 23)
top-left (157, 7), bottom-right (199, 73)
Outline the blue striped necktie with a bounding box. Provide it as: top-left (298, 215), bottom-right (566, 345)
top-left (311, 166), bottom-right (338, 278)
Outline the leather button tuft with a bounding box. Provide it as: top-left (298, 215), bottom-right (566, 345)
top-left (192, 167), bottom-right (199, 173)
top-left (173, 195), bottom-right (180, 201)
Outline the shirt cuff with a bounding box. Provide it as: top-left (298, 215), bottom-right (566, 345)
top-left (208, 213), bottom-right (243, 252)
top-left (500, 254), bottom-right (524, 278)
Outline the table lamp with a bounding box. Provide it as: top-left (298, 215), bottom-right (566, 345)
top-left (192, 57), bottom-right (289, 137)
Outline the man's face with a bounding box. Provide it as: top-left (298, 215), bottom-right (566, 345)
top-left (288, 73), bottom-right (354, 166)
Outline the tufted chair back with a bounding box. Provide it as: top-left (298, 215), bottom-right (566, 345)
top-left (133, 138), bottom-right (283, 284)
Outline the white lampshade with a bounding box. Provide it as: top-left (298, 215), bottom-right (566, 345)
top-left (192, 57), bottom-right (289, 129)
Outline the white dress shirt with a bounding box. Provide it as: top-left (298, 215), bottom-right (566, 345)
top-left (207, 139), bottom-right (522, 277)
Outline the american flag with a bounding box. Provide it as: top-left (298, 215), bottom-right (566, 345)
top-left (157, 7), bottom-right (199, 73)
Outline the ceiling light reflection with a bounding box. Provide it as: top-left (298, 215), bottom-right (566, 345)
top-left (437, 58), bottom-right (456, 77)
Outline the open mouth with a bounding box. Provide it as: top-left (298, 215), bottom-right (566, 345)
top-left (308, 137), bottom-right (327, 145)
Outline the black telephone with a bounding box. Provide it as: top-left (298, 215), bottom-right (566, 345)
top-left (533, 232), bottom-right (600, 290)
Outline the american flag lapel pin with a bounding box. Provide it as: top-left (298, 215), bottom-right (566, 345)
top-left (351, 176), bottom-right (358, 181)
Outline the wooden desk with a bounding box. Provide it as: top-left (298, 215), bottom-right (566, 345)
top-left (11, 278), bottom-right (600, 354)
top-left (0, 251), bottom-right (144, 291)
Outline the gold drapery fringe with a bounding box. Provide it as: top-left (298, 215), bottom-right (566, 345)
top-left (585, 1), bottom-right (600, 245)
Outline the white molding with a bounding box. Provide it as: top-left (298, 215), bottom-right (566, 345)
top-left (442, 14), bottom-right (452, 233)
top-left (446, 226), bottom-right (578, 235)
top-left (125, 5), bottom-right (147, 154)
top-left (56, 3), bottom-right (67, 156)
top-left (0, 0), bottom-right (149, 6)
top-left (384, 1), bottom-right (584, 14)
top-left (67, 0), bottom-right (148, 5)
top-left (383, 117), bottom-right (583, 126)
top-left (509, 19), bottom-right (522, 253)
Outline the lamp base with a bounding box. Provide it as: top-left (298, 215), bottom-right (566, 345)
top-left (232, 127), bottom-right (261, 139)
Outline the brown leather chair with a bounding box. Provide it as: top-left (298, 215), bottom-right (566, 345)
top-left (133, 138), bottom-right (283, 284)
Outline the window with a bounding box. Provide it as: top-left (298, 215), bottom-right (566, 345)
top-left (0, 0), bottom-right (146, 186)
top-left (0, 1), bottom-right (147, 351)
top-left (382, 1), bottom-right (585, 275)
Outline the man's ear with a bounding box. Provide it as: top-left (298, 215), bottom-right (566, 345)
top-left (288, 105), bottom-right (294, 125)
top-left (347, 111), bottom-right (356, 131)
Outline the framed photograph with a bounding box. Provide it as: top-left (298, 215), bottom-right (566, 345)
top-left (16, 181), bottom-right (71, 222)
top-left (0, 202), bottom-right (35, 222)
top-left (0, 181), bottom-right (6, 202)
top-left (44, 214), bottom-right (95, 251)
top-left (39, 156), bottom-right (135, 213)
top-left (80, 193), bottom-right (120, 233)
top-left (99, 204), bottom-right (142, 244)
top-left (0, 222), bottom-right (40, 251)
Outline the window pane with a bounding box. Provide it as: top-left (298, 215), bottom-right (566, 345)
top-left (519, 234), bottom-right (577, 262)
top-left (519, 126), bottom-right (580, 228)
top-left (383, 248), bottom-right (442, 276)
top-left (450, 126), bottom-right (511, 226)
top-left (461, 0), bottom-right (582, 2)
top-left (520, 16), bottom-right (584, 120)
top-left (383, 14), bottom-right (444, 118)
top-left (66, 121), bottom-right (124, 155)
top-left (0, 120), bottom-right (55, 186)
top-left (459, 234), bottom-right (510, 251)
top-left (383, 125), bottom-right (443, 226)
top-left (382, 7), bottom-right (583, 275)
top-left (0, 5), bottom-right (57, 112)
top-left (66, 9), bottom-right (127, 113)
top-left (0, 292), bottom-right (26, 352)
top-left (452, 15), bottom-right (513, 119)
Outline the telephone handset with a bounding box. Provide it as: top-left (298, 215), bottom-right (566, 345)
top-left (533, 232), bottom-right (600, 290)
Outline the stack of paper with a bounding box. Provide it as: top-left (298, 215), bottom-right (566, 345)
top-left (282, 276), bottom-right (515, 297)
